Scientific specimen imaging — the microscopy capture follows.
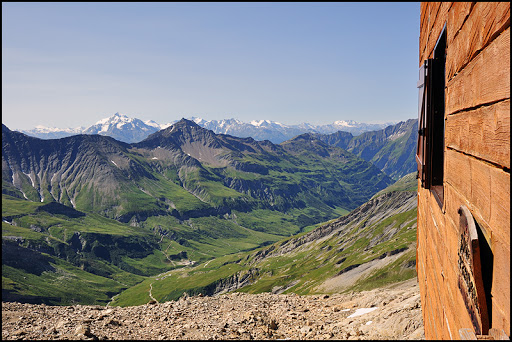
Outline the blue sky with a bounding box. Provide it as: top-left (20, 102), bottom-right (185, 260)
top-left (2, 2), bottom-right (420, 130)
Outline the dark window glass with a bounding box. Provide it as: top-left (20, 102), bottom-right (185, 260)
top-left (429, 26), bottom-right (446, 206)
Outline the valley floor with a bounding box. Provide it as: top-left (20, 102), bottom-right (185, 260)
top-left (2, 278), bottom-right (424, 340)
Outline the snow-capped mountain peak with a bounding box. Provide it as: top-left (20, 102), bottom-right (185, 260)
top-left (19, 113), bottom-right (399, 144)
top-left (95, 112), bottom-right (134, 126)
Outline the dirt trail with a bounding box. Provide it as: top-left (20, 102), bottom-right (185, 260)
top-left (2, 278), bottom-right (424, 340)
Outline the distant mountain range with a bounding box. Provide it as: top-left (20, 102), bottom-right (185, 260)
top-left (3, 119), bottom-right (392, 224)
top-left (2, 117), bottom-right (417, 306)
top-left (18, 113), bottom-right (395, 144)
top-left (311, 119), bottom-right (418, 180)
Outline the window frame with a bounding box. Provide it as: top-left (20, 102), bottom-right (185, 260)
top-left (416, 24), bottom-right (447, 208)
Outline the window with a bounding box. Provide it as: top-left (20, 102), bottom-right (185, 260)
top-left (416, 25), bottom-right (446, 208)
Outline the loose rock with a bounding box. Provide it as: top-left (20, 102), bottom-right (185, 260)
top-left (2, 278), bottom-right (424, 340)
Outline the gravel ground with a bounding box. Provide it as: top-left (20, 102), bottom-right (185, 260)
top-left (2, 278), bottom-right (424, 340)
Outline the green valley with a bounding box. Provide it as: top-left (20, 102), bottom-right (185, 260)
top-left (2, 120), bottom-right (417, 306)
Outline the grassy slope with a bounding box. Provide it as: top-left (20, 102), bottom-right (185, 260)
top-left (2, 195), bottom-right (165, 305)
top-left (2, 192), bottom-right (336, 305)
top-left (1, 127), bottom-right (395, 306)
top-left (111, 173), bottom-right (418, 306)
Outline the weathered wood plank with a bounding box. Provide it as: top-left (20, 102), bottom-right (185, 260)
top-left (491, 298), bottom-right (511, 338)
top-left (420, 2), bottom-right (440, 63)
top-left (468, 100), bottom-right (510, 168)
top-left (490, 166), bottom-right (510, 243)
top-left (446, 99), bottom-right (510, 169)
top-left (447, 2), bottom-right (510, 81)
top-left (420, 2), bottom-right (451, 63)
top-left (424, 240), bottom-right (445, 338)
top-left (447, 2), bottom-right (474, 46)
top-left (445, 111), bottom-right (470, 154)
top-left (490, 239), bottom-right (511, 336)
top-left (470, 156), bottom-right (491, 226)
top-left (445, 149), bottom-right (509, 248)
top-left (446, 27), bottom-right (510, 114)
top-left (445, 148), bottom-right (472, 201)
top-left (444, 150), bottom-right (499, 242)
top-left (420, 2), bottom-right (434, 64)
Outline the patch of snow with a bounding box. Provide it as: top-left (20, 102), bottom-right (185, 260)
top-left (151, 157), bottom-right (158, 160)
top-left (192, 117), bottom-right (207, 125)
top-left (251, 119), bottom-right (271, 127)
top-left (347, 307), bottom-right (378, 318)
top-left (144, 120), bottom-right (161, 128)
top-left (333, 120), bottom-right (356, 127)
top-left (111, 160), bottom-right (119, 167)
top-left (365, 321), bottom-right (373, 325)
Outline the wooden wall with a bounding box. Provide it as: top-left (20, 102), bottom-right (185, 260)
top-left (417, 2), bottom-right (510, 339)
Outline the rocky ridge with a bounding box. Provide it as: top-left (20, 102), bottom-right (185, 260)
top-left (2, 278), bottom-right (424, 340)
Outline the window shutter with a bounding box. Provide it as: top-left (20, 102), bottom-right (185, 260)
top-left (416, 59), bottom-right (431, 188)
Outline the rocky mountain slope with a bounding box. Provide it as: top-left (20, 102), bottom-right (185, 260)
top-left (2, 278), bottom-right (424, 340)
top-left (312, 118), bottom-right (418, 180)
top-left (17, 114), bottom-right (417, 180)
top-left (2, 120), bottom-right (395, 305)
top-left (110, 173), bottom-right (418, 306)
top-left (3, 120), bottom-right (392, 222)
top-left (2, 174), bottom-right (423, 339)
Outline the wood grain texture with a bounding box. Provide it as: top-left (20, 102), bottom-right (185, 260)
top-left (443, 150), bottom-right (505, 250)
top-left (490, 238), bottom-right (511, 336)
top-left (470, 156), bottom-right (491, 225)
top-left (446, 27), bottom-right (510, 114)
top-left (420, 2), bottom-right (437, 64)
top-left (420, 2), bottom-right (451, 64)
top-left (490, 166), bottom-right (510, 242)
top-left (465, 100), bottom-right (510, 169)
top-left (445, 148), bottom-right (472, 201)
top-left (447, 2), bottom-right (510, 81)
top-left (447, 2), bottom-right (474, 46)
top-left (446, 2), bottom-right (510, 80)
